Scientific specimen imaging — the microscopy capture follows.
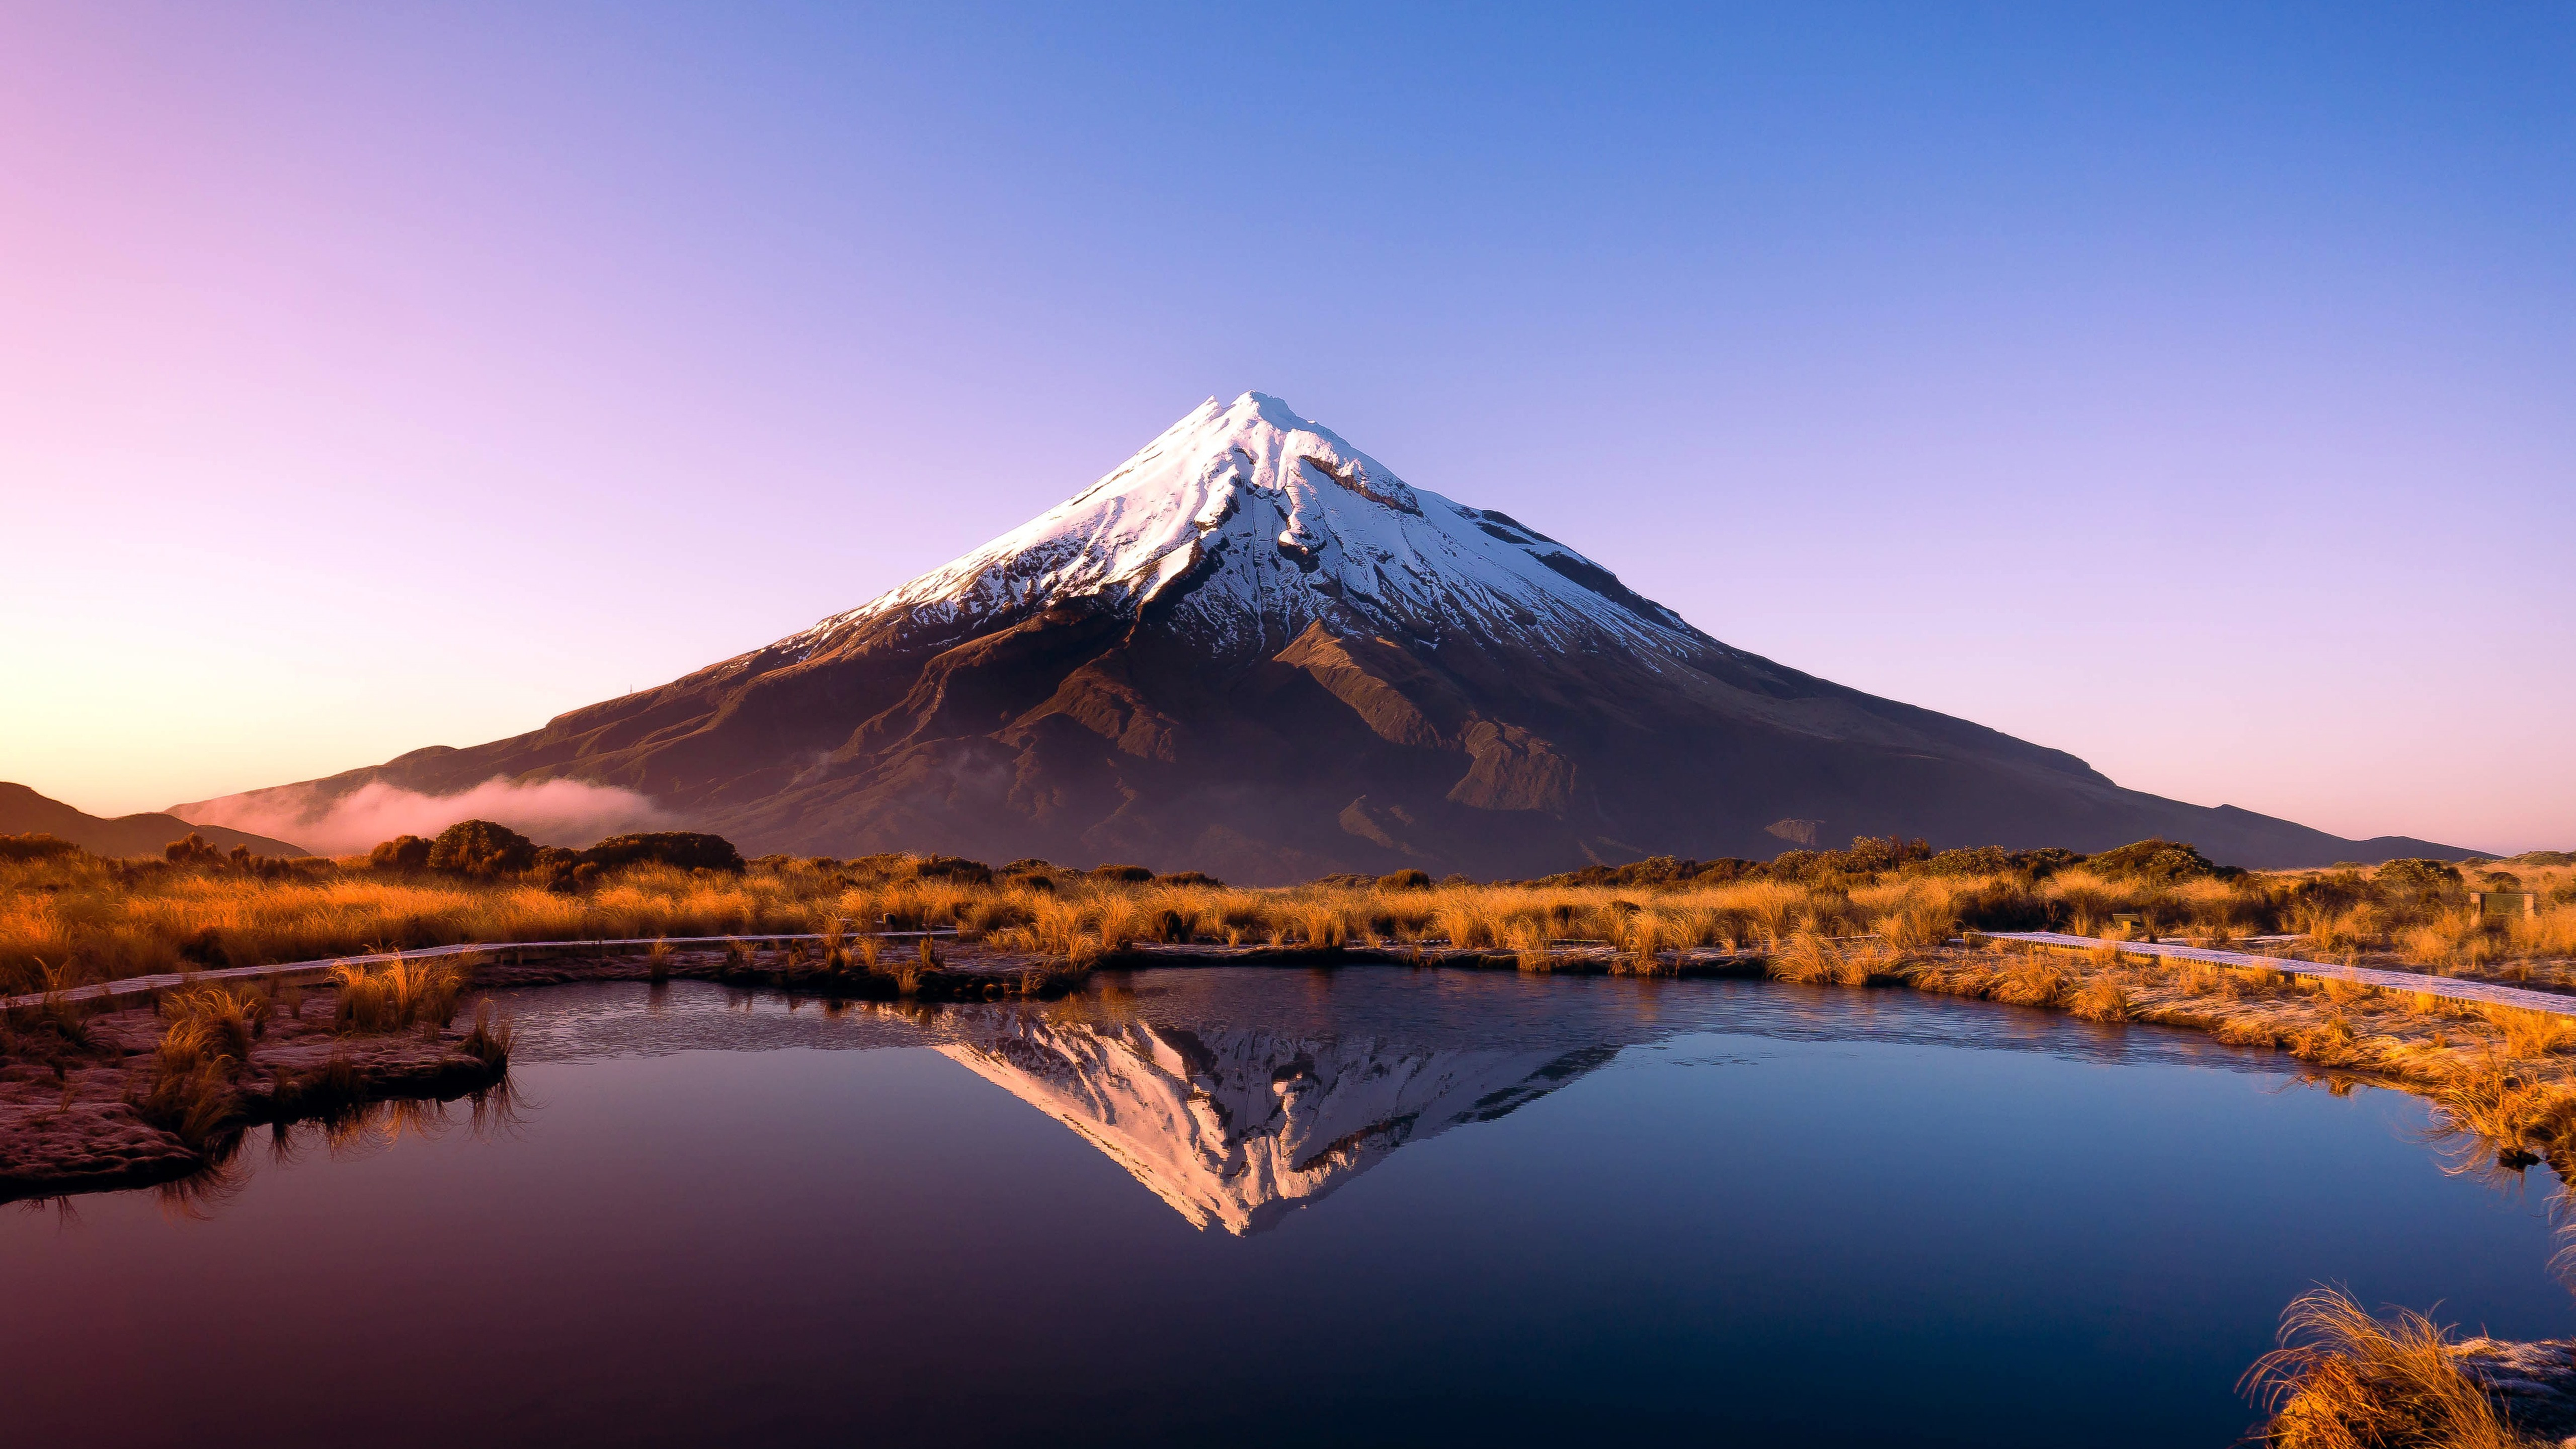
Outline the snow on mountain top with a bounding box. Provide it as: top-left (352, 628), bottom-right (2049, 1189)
top-left (795, 392), bottom-right (1710, 661)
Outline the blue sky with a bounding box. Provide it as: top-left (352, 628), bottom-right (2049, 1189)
top-left (3, 3), bottom-right (2568, 848)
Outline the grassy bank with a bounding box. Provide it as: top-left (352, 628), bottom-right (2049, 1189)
top-left (5, 832), bottom-right (2568, 994)
top-left (11, 829), bottom-right (2574, 1168)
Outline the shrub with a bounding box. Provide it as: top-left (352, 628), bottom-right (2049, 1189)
top-left (165, 833), bottom-right (227, 866)
top-left (2376, 858), bottom-right (2463, 897)
top-left (1923, 846), bottom-right (2014, 877)
top-left (1157, 871), bottom-right (1225, 888)
top-left (0, 833), bottom-right (81, 863)
top-left (909, 854), bottom-right (993, 884)
top-left (2010, 847), bottom-right (2084, 877)
top-left (428, 820), bottom-right (537, 877)
top-left (1374, 869), bottom-right (1432, 891)
top-left (1089, 864), bottom-right (1154, 884)
top-left (1839, 836), bottom-right (1933, 873)
top-left (582, 831), bottom-right (746, 874)
top-left (529, 846), bottom-right (602, 894)
top-left (368, 835), bottom-right (433, 872)
top-left (2085, 839), bottom-right (2221, 883)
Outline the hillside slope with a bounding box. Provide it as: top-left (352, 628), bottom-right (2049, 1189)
top-left (3, 783), bottom-right (309, 859)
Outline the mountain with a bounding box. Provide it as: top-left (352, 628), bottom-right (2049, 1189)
top-left (1, 782), bottom-right (309, 859)
top-left (172, 392), bottom-right (2482, 878)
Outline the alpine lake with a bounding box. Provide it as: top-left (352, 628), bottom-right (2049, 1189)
top-left (8, 967), bottom-right (2568, 1447)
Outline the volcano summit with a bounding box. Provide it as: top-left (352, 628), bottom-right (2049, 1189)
top-left (182, 393), bottom-right (2469, 877)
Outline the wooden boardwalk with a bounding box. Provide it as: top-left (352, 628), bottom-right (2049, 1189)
top-left (0, 931), bottom-right (959, 1012)
top-left (13, 927), bottom-right (2567, 1020)
top-left (1981, 931), bottom-right (2576, 1017)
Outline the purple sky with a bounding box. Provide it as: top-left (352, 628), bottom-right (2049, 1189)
top-left (4, 4), bottom-right (2568, 852)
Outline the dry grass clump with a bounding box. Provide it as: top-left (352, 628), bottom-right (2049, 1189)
top-left (2483, 1006), bottom-right (2576, 1059)
top-left (460, 1001), bottom-right (515, 1068)
top-left (2419, 1055), bottom-right (2576, 1155)
top-left (331, 957), bottom-right (468, 1034)
top-left (2243, 1286), bottom-right (2541, 1448)
top-left (2068, 975), bottom-right (2132, 1022)
top-left (1767, 930), bottom-right (1897, 987)
top-left (129, 983), bottom-right (272, 1147)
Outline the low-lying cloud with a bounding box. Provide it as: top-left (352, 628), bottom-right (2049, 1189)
top-left (178, 777), bottom-right (675, 857)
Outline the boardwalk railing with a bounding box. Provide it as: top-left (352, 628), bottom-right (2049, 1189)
top-left (1978, 930), bottom-right (2576, 1018)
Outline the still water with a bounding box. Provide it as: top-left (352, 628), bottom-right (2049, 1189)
top-left (7, 969), bottom-right (2570, 1447)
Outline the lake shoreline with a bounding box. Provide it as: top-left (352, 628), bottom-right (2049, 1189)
top-left (7, 930), bottom-right (2555, 1202)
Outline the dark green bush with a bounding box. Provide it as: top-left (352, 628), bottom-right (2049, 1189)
top-left (1951, 880), bottom-right (2054, 931)
top-left (165, 833), bottom-right (227, 866)
top-left (2008, 847), bottom-right (2084, 877)
top-left (2375, 858), bottom-right (2463, 898)
top-left (583, 832), bottom-right (746, 874)
top-left (909, 854), bottom-right (992, 884)
top-left (368, 835), bottom-right (432, 872)
top-left (428, 820), bottom-right (537, 877)
top-left (1923, 846), bottom-right (2014, 876)
top-left (2084, 839), bottom-right (2221, 883)
top-left (0, 833), bottom-right (81, 863)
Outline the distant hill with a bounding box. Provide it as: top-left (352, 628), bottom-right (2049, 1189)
top-left (0, 783), bottom-right (310, 859)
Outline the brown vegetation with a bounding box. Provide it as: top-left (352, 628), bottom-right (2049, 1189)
top-left (6, 831), bottom-right (2566, 998)
top-left (8, 829), bottom-right (2574, 1199)
top-left (2244, 1286), bottom-right (2554, 1448)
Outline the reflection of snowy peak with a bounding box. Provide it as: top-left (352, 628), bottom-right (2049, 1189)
top-left (795, 392), bottom-right (1704, 663)
top-left (936, 1012), bottom-right (1610, 1235)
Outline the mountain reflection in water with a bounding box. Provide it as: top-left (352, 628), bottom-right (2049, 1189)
top-left (936, 1011), bottom-right (1614, 1234)
top-left (495, 965), bottom-right (2319, 1240)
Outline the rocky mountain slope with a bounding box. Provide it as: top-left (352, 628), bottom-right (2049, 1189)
top-left (173, 393), bottom-right (2477, 878)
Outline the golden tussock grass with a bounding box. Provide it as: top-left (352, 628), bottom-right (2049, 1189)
top-left (128, 983), bottom-right (272, 1147)
top-left (11, 850), bottom-right (2567, 996)
top-left (330, 957), bottom-right (468, 1034)
top-left (2243, 1286), bottom-right (2541, 1448)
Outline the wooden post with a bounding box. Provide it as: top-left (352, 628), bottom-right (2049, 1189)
top-left (2470, 891), bottom-right (2539, 920)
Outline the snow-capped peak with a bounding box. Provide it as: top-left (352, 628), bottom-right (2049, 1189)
top-left (797, 392), bottom-right (1706, 660)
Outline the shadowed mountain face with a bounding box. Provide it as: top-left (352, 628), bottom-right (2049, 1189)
top-left (173, 393), bottom-right (2477, 877)
top-left (935, 1009), bottom-right (1611, 1235)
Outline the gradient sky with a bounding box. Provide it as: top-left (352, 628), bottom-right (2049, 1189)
top-left (3, 3), bottom-right (2568, 852)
